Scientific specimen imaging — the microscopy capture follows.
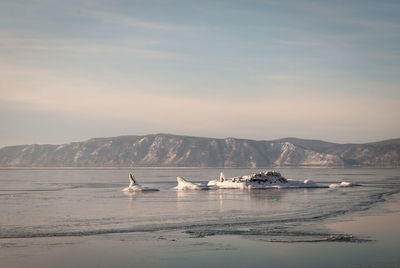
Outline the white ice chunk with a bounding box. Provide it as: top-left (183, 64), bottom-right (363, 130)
top-left (329, 181), bottom-right (356, 188)
top-left (207, 171), bottom-right (321, 189)
top-left (174, 177), bottom-right (210, 190)
top-left (122, 172), bottom-right (159, 192)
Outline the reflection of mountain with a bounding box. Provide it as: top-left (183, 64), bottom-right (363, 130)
top-left (0, 134), bottom-right (399, 168)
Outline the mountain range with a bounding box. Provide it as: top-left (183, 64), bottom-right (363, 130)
top-left (0, 134), bottom-right (399, 168)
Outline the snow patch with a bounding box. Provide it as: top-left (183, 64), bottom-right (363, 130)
top-left (55, 145), bottom-right (66, 151)
top-left (73, 151), bottom-right (83, 162)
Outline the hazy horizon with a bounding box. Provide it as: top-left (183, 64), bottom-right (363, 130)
top-left (1, 0), bottom-right (399, 147)
top-left (1, 132), bottom-right (400, 149)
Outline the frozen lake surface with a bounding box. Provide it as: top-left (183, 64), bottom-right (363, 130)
top-left (0, 168), bottom-right (399, 267)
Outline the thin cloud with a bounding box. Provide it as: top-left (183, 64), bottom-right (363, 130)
top-left (82, 9), bottom-right (205, 33)
top-left (0, 36), bottom-right (179, 60)
top-left (1, 65), bottom-right (398, 130)
top-left (275, 39), bottom-right (323, 47)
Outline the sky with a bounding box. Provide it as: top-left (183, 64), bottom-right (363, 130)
top-left (1, 0), bottom-right (399, 147)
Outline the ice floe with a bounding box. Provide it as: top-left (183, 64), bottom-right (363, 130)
top-left (122, 173), bottom-right (159, 192)
top-left (208, 171), bottom-right (321, 189)
top-left (174, 177), bottom-right (210, 190)
top-left (171, 170), bottom-right (359, 190)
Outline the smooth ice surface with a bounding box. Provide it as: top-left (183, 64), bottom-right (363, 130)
top-left (0, 168), bottom-right (399, 268)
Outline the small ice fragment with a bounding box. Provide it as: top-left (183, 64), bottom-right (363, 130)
top-left (329, 181), bottom-right (354, 188)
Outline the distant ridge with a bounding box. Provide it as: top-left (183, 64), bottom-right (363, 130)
top-left (0, 134), bottom-right (399, 168)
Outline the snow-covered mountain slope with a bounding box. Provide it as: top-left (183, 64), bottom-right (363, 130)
top-left (0, 134), bottom-right (398, 167)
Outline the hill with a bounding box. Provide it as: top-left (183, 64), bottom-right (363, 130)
top-left (0, 134), bottom-right (398, 167)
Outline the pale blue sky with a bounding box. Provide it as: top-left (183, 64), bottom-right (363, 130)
top-left (1, 0), bottom-right (399, 146)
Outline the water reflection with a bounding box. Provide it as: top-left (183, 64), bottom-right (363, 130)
top-left (123, 191), bottom-right (137, 216)
top-left (175, 187), bottom-right (291, 214)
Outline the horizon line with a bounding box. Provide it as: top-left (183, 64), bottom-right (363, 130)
top-left (1, 132), bottom-right (399, 149)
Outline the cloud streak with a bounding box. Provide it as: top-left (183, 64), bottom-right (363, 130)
top-left (81, 9), bottom-right (206, 33)
top-left (1, 65), bottom-right (399, 143)
top-left (0, 36), bottom-right (180, 60)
